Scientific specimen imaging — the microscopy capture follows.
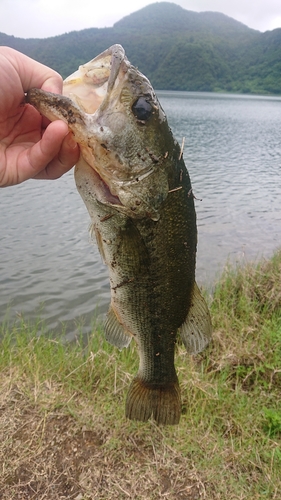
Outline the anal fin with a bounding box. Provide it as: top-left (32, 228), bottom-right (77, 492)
top-left (104, 305), bottom-right (132, 349)
top-left (179, 281), bottom-right (212, 354)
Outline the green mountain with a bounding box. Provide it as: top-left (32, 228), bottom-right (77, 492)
top-left (1, 2), bottom-right (281, 94)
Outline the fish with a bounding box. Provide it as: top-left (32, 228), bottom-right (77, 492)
top-left (26, 44), bottom-right (212, 425)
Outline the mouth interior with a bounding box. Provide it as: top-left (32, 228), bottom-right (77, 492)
top-left (63, 47), bottom-right (123, 116)
top-left (66, 47), bottom-right (126, 206)
top-left (84, 157), bottom-right (121, 206)
top-left (99, 174), bottom-right (122, 205)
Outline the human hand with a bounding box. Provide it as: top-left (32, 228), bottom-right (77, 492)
top-left (0, 47), bottom-right (79, 187)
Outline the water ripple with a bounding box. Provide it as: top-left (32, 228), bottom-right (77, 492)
top-left (1, 92), bottom-right (280, 337)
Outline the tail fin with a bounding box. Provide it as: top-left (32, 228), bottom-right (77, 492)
top-left (125, 377), bottom-right (181, 425)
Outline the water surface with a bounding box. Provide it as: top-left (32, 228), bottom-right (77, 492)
top-left (1, 92), bottom-right (280, 338)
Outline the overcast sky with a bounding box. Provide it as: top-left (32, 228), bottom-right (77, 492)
top-left (1, 0), bottom-right (281, 39)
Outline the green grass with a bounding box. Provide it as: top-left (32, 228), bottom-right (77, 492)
top-left (0, 250), bottom-right (280, 499)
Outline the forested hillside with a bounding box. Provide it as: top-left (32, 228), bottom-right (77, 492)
top-left (1, 2), bottom-right (281, 94)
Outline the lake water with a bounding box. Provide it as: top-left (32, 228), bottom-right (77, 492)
top-left (1, 92), bottom-right (280, 339)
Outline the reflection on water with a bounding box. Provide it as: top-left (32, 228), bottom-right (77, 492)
top-left (0, 92), bottom-right (280, 338)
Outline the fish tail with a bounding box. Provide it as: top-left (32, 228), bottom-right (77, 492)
top-left (125, 377), bottom-right (181, 425)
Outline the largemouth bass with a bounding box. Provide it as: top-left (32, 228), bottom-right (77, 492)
top-left (27, 44), bottom-right (212, 425)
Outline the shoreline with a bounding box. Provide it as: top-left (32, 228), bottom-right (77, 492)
top-left (1, 250), bottom-right (280, 498)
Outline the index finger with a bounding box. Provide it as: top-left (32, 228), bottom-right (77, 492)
top-left (1, 47), bottom-right (63, 95)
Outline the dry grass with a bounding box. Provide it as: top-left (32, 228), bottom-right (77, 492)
top-left (0, 250), bottom-right (281, 499)
top-left (0, 368), bottom-right (206, 500)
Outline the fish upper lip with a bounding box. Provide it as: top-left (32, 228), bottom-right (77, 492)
top-left (105, 45), bottom-right (126, 94)
top-left (82, 44), bottom-right (127, 115)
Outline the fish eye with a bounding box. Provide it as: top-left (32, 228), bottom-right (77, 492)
top-left (132, 97), bottom-right (152, 121)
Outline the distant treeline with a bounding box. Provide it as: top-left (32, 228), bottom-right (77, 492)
top-left (1, 2), bottom-right (281, 94)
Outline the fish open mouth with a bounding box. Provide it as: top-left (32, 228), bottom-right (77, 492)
top-left (61, 45), bottom-right (129, 206)
top-left (63, 44), bottom-right (126, 117)
top-left (26, 45), bottom-right (162, 217)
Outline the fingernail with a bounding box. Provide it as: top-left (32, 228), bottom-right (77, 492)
top-left (66, 133), bottom-right (78, 149)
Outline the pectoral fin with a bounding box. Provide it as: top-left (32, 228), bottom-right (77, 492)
top-left (104, 305), bottom-right (132, 349)
top-left (179, 282), bottom-right (212, 354)
top-left (92, 225), bottom-right (107, 262)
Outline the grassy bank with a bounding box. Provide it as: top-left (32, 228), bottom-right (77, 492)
top-left (0, 251), bottom-right (281, 499)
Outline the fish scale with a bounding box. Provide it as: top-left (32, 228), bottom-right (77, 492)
top-left (27, 44), bottom-right (212, 425)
